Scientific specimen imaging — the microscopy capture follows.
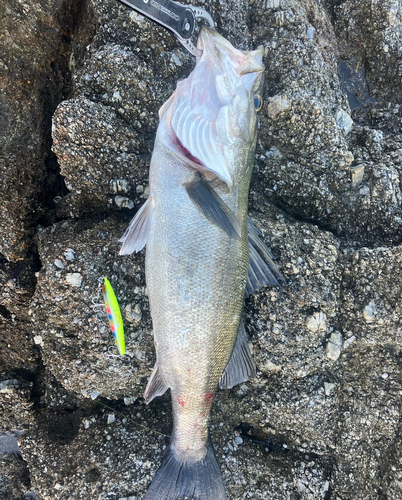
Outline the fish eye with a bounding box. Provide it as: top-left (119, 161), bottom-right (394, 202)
top-left (253, 94), bottom-right (262, 112)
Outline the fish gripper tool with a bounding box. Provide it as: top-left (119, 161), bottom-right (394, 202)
top-left (116, 0), bottom-right (214, 57)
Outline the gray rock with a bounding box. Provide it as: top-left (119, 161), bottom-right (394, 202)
top-left (251, 0), bottom-right (402, 246)
top-left (326, 331), bottom-right (343, 360)
top-left (0, 375), bottom-right (33, 434)
top-left (0, 432), bottom-right (22, 457)
top-left (1, 0), bottom-right (402, 498)
top-left (0, 0), bottom-right (95, 261)
top-left (30, 217), bottom-right (153, 400)
top-left (52, 97), bottom-right (145, 217)
top-left (0, 453), bottom-right (31, 499)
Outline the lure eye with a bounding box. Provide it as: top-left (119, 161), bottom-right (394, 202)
top-left (254, 94), bottom-right (262, 112)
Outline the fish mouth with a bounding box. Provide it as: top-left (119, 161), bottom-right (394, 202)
top-left (197, 27), bottom-right (265, 74)
top-left (197, 27), bottom-right (238, 55)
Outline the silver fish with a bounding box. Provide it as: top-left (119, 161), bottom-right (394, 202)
top-left (120, 27), bottom-right (284, 500)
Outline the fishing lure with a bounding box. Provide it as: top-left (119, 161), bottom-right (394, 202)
top-left (102, 277), bottom-right (125, 355)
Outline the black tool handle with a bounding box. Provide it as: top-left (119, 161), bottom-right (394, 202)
top-left (117, 0), bottom-right (195, 40)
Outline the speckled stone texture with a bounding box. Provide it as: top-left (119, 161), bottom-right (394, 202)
top-left (1, 0), bottom-right (402, 499)
top-left (30, 216), bottom-right (152, 400)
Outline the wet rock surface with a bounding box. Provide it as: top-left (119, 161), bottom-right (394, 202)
top-left (1, 0), bottom-right (402, 499)
top-left (251, 0), bottom-right (402, 246)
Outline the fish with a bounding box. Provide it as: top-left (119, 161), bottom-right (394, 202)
top-left (102, 277), bottom-right (125, 355)
top-left (119, 27), bottom-right (284, 500)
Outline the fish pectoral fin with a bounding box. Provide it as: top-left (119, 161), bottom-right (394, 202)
top-left (219, 320), bottom-right (256, 390)
top-left (144, 364), bottom-right (169, 404)
top-left (119, 197), bottom-right (155, 255)
top-left (185, 176), bottom-right (241, 238)
top-left (246, 217), bottom-right (286, 296)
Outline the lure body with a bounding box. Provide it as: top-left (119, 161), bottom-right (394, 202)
top-left (102, 277), bottom-right (125, 355)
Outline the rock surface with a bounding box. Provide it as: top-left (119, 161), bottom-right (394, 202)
top-left (0, 0), bottom-right (95, 261)
top-left (1, 0), bottom-right (402, 499)
top-left (30, 216), bottom-right (151, 400)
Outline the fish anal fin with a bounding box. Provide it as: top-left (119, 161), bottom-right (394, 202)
top-left (246, 217), bottom-right (286, 295)
top-left (144, 364), bottom-right (169, 404)
top-left (119, 197), bottom-right (154, 255)
top-left (185, 176), bottom-right (241, 238)
top-left (219, 320), bottom-right (256, 390)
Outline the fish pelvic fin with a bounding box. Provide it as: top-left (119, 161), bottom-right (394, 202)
top-left (185, 176), bottom-right (241, 238)
top-left (119, 196), bottom-right (155, 255)
top-left (143, 438), bottom-right (226, 500)
top-left (144, 364), bottom-right (169, 404)
top-left (246, 217), bottom-right (286, 295)
top-left (219, 320), bottom-right (256, 390)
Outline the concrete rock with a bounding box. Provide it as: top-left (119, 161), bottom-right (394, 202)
top-left (250, 0), bottom-right (402, 246)
top-left (52, 97), bottom-right (146, 218)
top-left (0, 377), bottom-right (34, 432)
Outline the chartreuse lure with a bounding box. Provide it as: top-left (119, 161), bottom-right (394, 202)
top-left (102, 277), bottom-right (125, 355)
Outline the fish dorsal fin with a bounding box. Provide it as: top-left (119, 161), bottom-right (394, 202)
top-left (119, 197), bottom-right (155, 255)
top-left (185, 176), bottom-right (241, 238)
top-left (246, 218), bottom-right (286, 295)
top-left (219, 320), bottom-right (256, 390)
top-left (144, 364), bottom-right (169, 404)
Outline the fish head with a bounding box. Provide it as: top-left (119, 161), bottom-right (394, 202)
top-left (159, 28), bottom-right (265, 190)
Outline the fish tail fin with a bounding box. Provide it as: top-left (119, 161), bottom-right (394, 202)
top-left (143, 439), bottom-right (226, 500)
